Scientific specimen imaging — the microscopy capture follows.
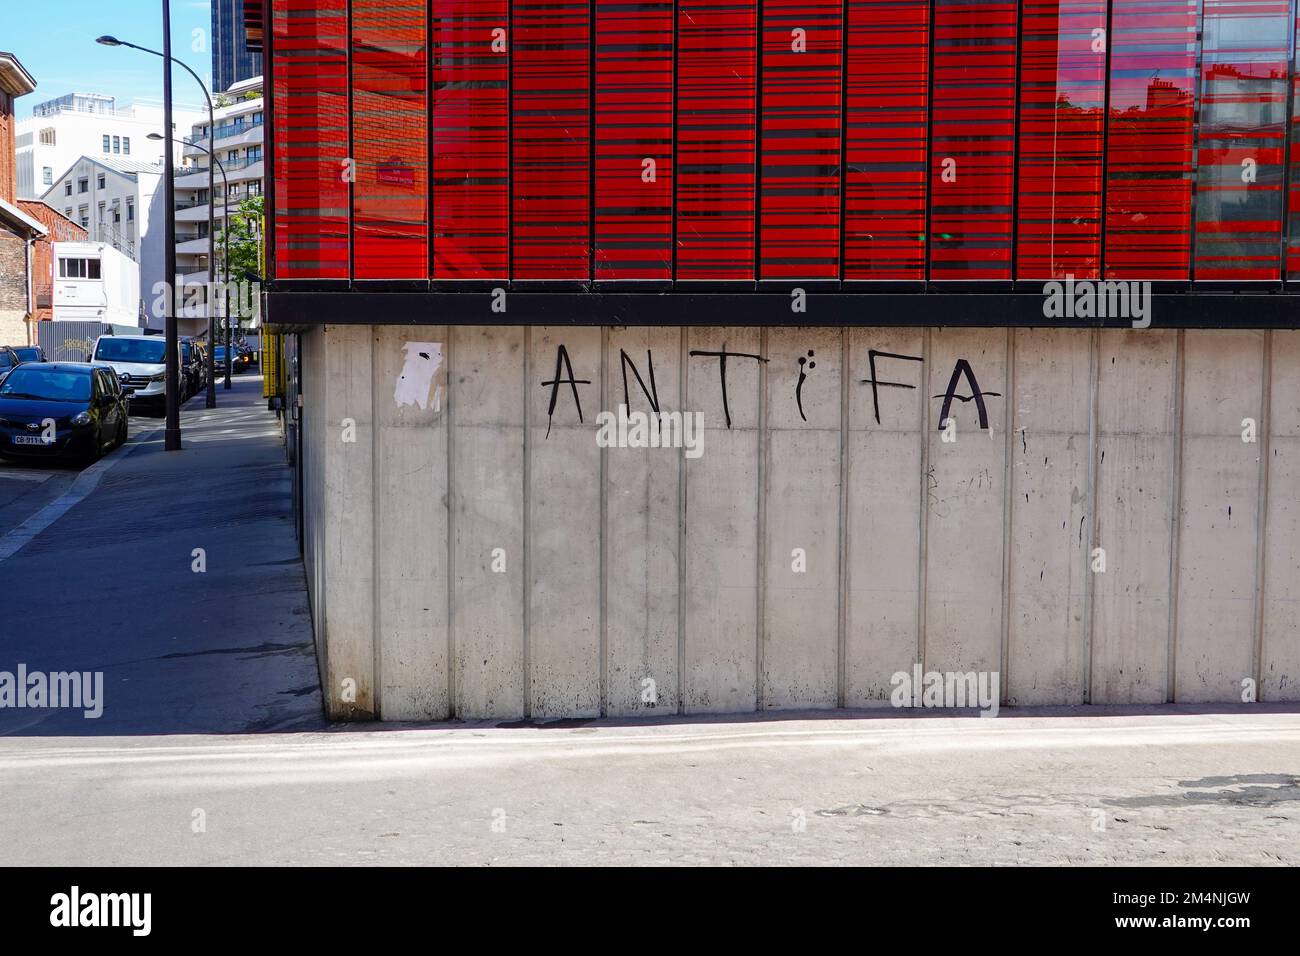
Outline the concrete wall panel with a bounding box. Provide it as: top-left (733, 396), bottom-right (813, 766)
top-left (1175, 331), bottom-right (1264, 703)
top-left (373, 326), bottom-right (449, 719)
top-left (762, 327), bottom-right (842, 708)
top-left (1263, 331), bottom-right (1300, 701)
top-left (604, 327), bottom-right (682, 716)
top-left (1007, 328), bottom-right (1091, 705)
top-left (924, 328), bottom-right (1008, 677)
top-left (683, 327), bottom-right (761, 713)
top-left (320, 324), bottom-right (375, 718)
top-left (844, 328), bottom-right (925, 704)
top-left (451, 326), bottom-right (527, 719)
top-left (1091, 329), bottom-right (1178, 703)
top-left (528, 327), bottom-right (602, 718)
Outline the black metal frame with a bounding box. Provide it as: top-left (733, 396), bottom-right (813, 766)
top-left (265, 288), bottom-right (1300, 327)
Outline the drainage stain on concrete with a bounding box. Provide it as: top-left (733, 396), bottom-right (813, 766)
top-left (1106, 774), bottom-right (1300, 809)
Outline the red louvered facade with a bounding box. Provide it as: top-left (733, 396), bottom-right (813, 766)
top-left (262, 0), bottom-right (1300, 324)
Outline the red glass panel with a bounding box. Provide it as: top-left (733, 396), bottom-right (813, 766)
top-left (676, 0), bottom-right (759, 279)
top-left (271, 0), bottom-right (349, 279)
top-left (594, 0), bottom-right (674, 280)
top-left (350, 0), bottom-right (428, 279)
top-left (928, 0), bottom-right (1019, 280)
top-left (511, 0), bottom-right (591, 279)
top-left (1016, 0), bottom-right (1107, 279)
top-left (432, 0), bottom-right (510, 279)
top-left (1104, 0), bottom-right (1197, 279)
top-left (843, 0), bottom-right (929, 280)
top-left (758, 0), bottom-right (844, 279)
top-left (1195, 0), bottom-right (1289, 280)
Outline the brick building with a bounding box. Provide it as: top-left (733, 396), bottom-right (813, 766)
top-left (0, 51), bottom-right (40, 345)
top-left (16, 200), bottom-right (87, 323)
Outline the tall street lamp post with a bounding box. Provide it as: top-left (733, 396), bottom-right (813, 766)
top-left (98, 23), bottom-right (220, 409)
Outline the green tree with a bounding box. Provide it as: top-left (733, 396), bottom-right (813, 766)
top-left (215, 194), bottom-right (264, 285)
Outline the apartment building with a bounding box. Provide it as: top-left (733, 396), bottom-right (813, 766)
top-left (15, 92), bottom-right (200, 200)
top-left (41, 156), bottom-right (164, 328)
top-left (16, 200), bottom-right (89, 323)
top-left (174, 74), bottom-right (262, 336)
top-left (0, 51), bottom-right (41, 345)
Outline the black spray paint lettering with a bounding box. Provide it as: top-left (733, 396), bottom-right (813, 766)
top-left (934, 359), bottom-right (1001, 432)
top-left (541, 343), bottom-right (591, 438)
top-left (860, 349), bottom-right (924, 425)
top-left (795, 350), bottom-right (815, 422)
top-left (688, 346), bottom-right (768, 429)
top-left (541, 345), bottom-right (999, 433)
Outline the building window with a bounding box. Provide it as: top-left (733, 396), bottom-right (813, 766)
top-left (97, 173), bottom-right (106, 189)
top-left (78, 206), bottom-right (89, 229)
top-left (39, 128), bottom-right (56, 145)
top-left (122, 137), bottom-right (130, 155)
top-left (102, 134), bottom-right (110, 152)
top-left (112, 136), bottom-right (121, 154)
top-left (247, 181), bottom-right (262, 197)
top-left (64, 182), bottom-right (72, 197)
top-left (64, 207), bottom-right (72, 218)
top-left (58, 257), bottom-right (101, 279)
top-left (98, 202), bottom-right (106, 222)
top-left (77, 178), bottom-right (88, 194)
top-left (127, 198), bottom-right (134, 222)
top-left (246, 145), bottom-right (262, 163)
top-left (41, 167), bottom-right (52, 186)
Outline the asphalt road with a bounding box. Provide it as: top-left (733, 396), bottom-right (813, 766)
top-left (0, 373), bottom-right (324, 737)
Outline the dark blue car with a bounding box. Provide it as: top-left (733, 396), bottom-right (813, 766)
top-left (0, 363), bottom-right (128, 464)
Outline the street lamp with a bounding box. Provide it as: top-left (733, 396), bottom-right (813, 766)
top-left (148, 132), bottom-right (232, 394)
top-left (99, 26), bottom-right (221, 409)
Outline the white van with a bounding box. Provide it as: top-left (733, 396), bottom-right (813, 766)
top-left (90, 335), bottom-right (173, 407)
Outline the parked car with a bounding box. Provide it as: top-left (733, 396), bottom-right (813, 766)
top-left (13, 345), bottom-right (47, 363)
top-left (90, 334), bottom-right (171, 410)
top-left (214, 344), bottom-right (251, 374)
top-left (0, 346), bottom-right (22, 383)
top-left (179, 339), bottom-right (204, 398)
top-left (0, 363), bottom-right (128, 464)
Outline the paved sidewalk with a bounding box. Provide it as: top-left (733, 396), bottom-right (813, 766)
top-left (0, 373), bottom-right (324, 736)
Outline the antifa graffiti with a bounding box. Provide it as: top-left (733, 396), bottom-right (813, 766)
top-left (538, 345), bottom-right (1001, 435)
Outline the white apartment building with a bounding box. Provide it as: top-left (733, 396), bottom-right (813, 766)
top-left (175, 75), bottom-right (263, 336)
top-left (50, 240), bottom-right (140, 326)
top-left (40, 157), bottom-right (166, 329)
top-left (15, 92), bottom-right (201, 201)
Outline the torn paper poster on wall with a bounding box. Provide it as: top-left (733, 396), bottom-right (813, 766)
top-left (394, 342), bottom-right (444, 411)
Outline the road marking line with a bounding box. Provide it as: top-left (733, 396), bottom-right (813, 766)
top-left (0, 424), bottom-right (162, 562)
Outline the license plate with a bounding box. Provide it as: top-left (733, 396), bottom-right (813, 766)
top-left (12, 435), bottom-right (49, 446)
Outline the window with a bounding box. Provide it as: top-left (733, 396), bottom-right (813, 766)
top-left (246, 145), bottom-right (262, 163)
top-left (39, 128), bottom-right (56, 146)
top-left (97, 202), bottom-right (106, 222)
top-left (64, 182), bottom-right (72, 197)
top-left (127, 198), bottom-right (134, 222)
top-left (97, 173), bottom-right (106, 189)
top-left (41, 167), bottom-right (52, 186)
top-left (247, 181), bottom-right (262, 197)
top-left (64, 208), bottom-right (72, 218)
top-left (58, 257), bottom-right (102, 279)
top-left (122, 137), bottom-right (130, 155)
top-left (112, 136), bottom-right (121, 154)
top-left (77, 178), bottom-right (88, 194)
top-left (102, 134), bottom-right (110, 152)
top-left (78, 206), bottom-right (88, 229)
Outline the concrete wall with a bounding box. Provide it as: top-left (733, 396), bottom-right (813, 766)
top-left (298, 325), bottom-right (1300, 720)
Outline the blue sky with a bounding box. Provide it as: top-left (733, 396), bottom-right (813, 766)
top-left (3, 0), bottom-right (217, 117)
